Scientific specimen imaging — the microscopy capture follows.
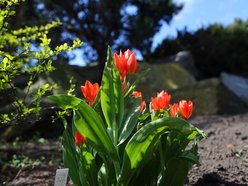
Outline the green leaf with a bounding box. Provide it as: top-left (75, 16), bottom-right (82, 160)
top-left (49, 94), bottom-right (118, 160)
top-left (74, 103), bottom-right (118, 160)
top-left (48, 94), bottom-right (82, 110)
top-left (180, 149), bottom-right (199, 164)
top-left (62, 122), bottom-right (82, 185)
top-left (180, 142), bottom-right (200, 164)
top-left (62, 119), bottom-right (98, 186)
top-left (101, 64), bottom-right (115, 129)
top-left (158, 158), bottom-right (190, 186)
top-left (161, 131), bottom-right (190, 166)
top-left (129, 152), bottom-right (160, 186)
top-left (101, 47), bottom-right (124, 144)
top-left (79, 145), bottom-right (98, 185)
top-left (112, 60), bottom-right (124, 127)
top-left (138, 113), bottom-right (150, 122)
top-left (118, 97), bottom-right (140, 145)
top-left (118, 117), bottom-right (196, 185)
top-left (158, 141), bottom-right (199, 186)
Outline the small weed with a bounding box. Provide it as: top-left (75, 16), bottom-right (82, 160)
top-left (9, 154), bottom-right (42, 169)
top-left (235, 149), bottom-right (243, 158)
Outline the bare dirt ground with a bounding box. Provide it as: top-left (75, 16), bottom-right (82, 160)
top-left (1, 113), bottom-right (248, 186)
top-left (188, 114), bottom-right (248, 186)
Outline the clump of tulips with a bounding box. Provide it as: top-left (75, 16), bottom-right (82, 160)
top-left (49, 47), bottom-right (205, 186)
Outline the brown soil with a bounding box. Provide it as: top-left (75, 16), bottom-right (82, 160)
top-left (188, 114), bottom-right (248, 186)
top-left (1, 114), bottom-right (248, 186)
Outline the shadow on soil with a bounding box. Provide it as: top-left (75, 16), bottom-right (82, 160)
top-left (193, 172), bottom-right (248, 186)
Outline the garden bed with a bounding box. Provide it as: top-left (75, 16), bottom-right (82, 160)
top-left (1, 113), bottom-right (248, 186)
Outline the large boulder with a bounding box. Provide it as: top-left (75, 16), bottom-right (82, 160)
top-left (169, 78), bottom-right (248, 116)
top-left (221, 72), bottom-right (248, 104)
top-left (151, 50), bottom-right (198, 77)
top-left (138, 62), bottom-right (196, 99)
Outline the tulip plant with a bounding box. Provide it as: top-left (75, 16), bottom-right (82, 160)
top-left (49, 47), bottom-right (205, 186)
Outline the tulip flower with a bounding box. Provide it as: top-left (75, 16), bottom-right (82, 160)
top-left (127, 53), bottom-right (138, 74)
top-left (80, 80), bottom-right (100, 106)
top-left (170, 103), bottom-right (179, 117)
top-left (114, 51), bottom-right (127, 80)
top-left (132, 91), bottom-right (142, 98)
top-left (114, 49), bottom-right (138, 80)
top-left (75, 131), bottom-right (86, 147)
top-left (132, 91), bottom-right (146, 112)
top-left (179, 100), bottom-right (193, 119)
top-left (151, 91), bottom-right (171, 111)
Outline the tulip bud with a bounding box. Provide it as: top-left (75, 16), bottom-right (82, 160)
top-left (170, 103), bottom-right (179, 117)
top-left (80, 80), bottom-right (100, 106)
top-left (151, 91), bottom-right (171, 111)
top-left (179, 100), bottom-right (193, 119)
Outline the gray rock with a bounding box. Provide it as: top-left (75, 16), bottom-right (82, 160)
top-left (138, 62), bottom-right (196, 100)
top-left (221, 72), bottom-right (248, 104)
top-left (169, 78), bottom-right (248, 116)
top-left (170, 51), bottom-right (198, 77)
top-left (151, 51), bottom-right (198, 77)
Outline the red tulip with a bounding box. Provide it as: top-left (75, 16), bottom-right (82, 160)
top-left (170, 103), bottom-right (179, 117)
top-left (132, 91), bottom-right (146, 112)
top-left (114, 49), bottom-right (138, 80)
top-left (114, 51), bottom-right (127, 80)
top-left (151, 91), bottom-right (171, 111)
top-left (127, 53), bottom-right (138, 74)
top-left (179, 100), bottom-right (193, 119)
top-left (132, 91), bottom-right (142, 98)
top-left (75, 131), bottom-right (86, 147)
top-left (80, 80), bottom-right (100, 106)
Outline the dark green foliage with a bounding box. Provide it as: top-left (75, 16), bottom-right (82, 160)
top-left (10, 0), bottom-right (182, 72)
top-left (153, 19), bottom-right (248, 79)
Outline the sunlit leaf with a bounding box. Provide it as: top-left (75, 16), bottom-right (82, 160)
top-left (49, 94), bottom-right (118, 160)
top-left (101, 47), bottom-right (124, 144)
top-left (158, 158), bottom-right (190, 186)
top-left (118, 97), bottom-right (140, 145)
top-left (119, 117), bottom-right (197, 185)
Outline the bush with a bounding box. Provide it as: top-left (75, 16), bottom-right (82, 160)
top-left (153, 19), bottom-right (248, 79)
top-left (0, 0), bottom-right (81, 125)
